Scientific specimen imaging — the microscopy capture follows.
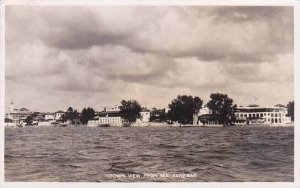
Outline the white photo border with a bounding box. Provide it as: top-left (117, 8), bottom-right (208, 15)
top-left (0, 0), bottom-right (299, 187)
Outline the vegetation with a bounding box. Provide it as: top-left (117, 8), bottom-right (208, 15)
top-left (275, 104), bottom-right (285, 108)
top-left (62, 107), bottom-right (80, 125)
top-left (80, 107), bottom-right (96, 124)
top-left (150, 108), bottom-right (167, 122)
top-left (25, 115), bottom-right (33, 126)
top-left (206, 93), bottom-right (237, 126)
top-left (119, 100), bottom-right (142, 126)
top-left (167, 95), bottom-right (203, 124)
top-left (287, 101), bottom-right (294, 121)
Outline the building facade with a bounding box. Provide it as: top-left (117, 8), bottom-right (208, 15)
top-left (5, 102), bottom-right (31, 126)
top-left (137, 108), bottom-right (150, 123)
top-left (45, 113), bottom-right (55, 121)
top-left (87, 104), bottom-right (151, 127)
top-left (235, 106), bottom-right (292, 125)
top-left (54, 111), bottom-right (64, 120)
top-left (198, 106), bottom-right (292, 126)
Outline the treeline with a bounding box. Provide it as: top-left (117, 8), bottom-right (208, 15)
top-left (166, 93), bottom-right (237, 126)
top-left (24, 93), bottom-right (295, 127)
top-left (59, 93), bottom-right (239, 126)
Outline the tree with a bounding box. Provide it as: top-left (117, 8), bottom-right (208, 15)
top-left (119, 100), bottom-right (142, 126)
top-left (206, 93), bottom-right (237, 126)
top-left (167, 95), bottom-right (203, 124)
top-left (247, 104), bottom-right (259, 107)
top-left (25, 115), bottom-right (33, 126)
top-left (60, 113), bottom-right (68, 123)
top-left (64, 107), bottom-right (80, 125)
top-left (80, 107), bottom-right (96, 124)
top-left (287, 101), bottom-right (294, 121)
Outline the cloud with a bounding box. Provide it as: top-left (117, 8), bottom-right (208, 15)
top-left (5, 6), bottom-right (294, 111)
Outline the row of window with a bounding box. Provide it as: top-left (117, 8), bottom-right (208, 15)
top-left (235, 118), bottom-right (285, 124)
top-left (99, 117), bottom-right (121, 124)
top-left (236, 112), bottom-right (284, 118)
top-left (266, 118), bottom-right (282, 123)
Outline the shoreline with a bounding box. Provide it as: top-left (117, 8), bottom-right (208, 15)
top-left (4, 122), bottom-right (294, 128)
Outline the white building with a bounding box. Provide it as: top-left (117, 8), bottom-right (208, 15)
top-left (87, 104), bottom-right (151, 127)
top-left (5, 102), bottom-right (31, 126)
top-left (199, 107), bottom-right (212, 116)
top-left (87, 115), bottom-right (123, 127)
top-left (104, 105), bottom-right (121, 112)
top-left (54, 111), bottom-right (64, 120)
top-left (136, 108), bottom-right (150, 123)
top-left (198, 106), bottom-right (292, 126)
top-left (198, 107), bottom-right (221, 126)
top-left (235, 106), bottom-right (292, 125)
top-left (38, 120), bottom-right (52, 127)
top-left (45, 113), bottom-right (55, 121)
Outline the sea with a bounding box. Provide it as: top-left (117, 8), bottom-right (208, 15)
top-left (5, 126), bottom-right (294, 182)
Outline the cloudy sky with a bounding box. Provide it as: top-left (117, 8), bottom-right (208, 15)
top-left (5, 6), bottom-right (294, 112)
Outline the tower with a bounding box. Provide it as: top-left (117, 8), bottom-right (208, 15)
top-left (9, 101), bottom-right (14, 112)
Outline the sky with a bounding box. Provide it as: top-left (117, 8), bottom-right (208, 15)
top-left (5, 6), bottom-right (294, 112)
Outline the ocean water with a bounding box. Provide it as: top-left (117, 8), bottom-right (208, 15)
top-left (5, 126), bottom-right (294, 182)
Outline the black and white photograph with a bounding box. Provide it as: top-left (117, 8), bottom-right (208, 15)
top-left (1, 1), bottom-right (297, 184)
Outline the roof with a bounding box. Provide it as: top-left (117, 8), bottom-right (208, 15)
top-left (237, 106), bottom-right (286, 110)
top-left (141, 108), bottom-right (150, 112)
top-left (99, 113), bottom-right (121, 117)
top-left (20, 108), bottom-right (30, 111)
top-left (55, 110), bottom-right (64, 113)
top-left (198, 114), bottom-right (221, 119)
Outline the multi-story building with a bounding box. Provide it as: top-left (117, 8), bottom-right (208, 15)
top-left (87, 104), bottom-right (150, 127)
top-left (235, 106), bottom-right (292, 125)
top-left (198, 107), bottom-right (222, 125)
top-left (5, 102), bottom-right (31, 126)
top-left (198, 106), bottom-right (292, 126)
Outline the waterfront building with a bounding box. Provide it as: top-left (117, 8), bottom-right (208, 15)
top-left (137, 108), bottom-right (150, 123)
top-left (88, 105), bottom-right (123, 127)
top-left (87, 104), bottom-right (150, 126)
top-left (38, 120), bottom-right (52, 127)
top-left (198, 107), bottom-right (222, 125)
top-left (45, 113), bottom-right (55, 121)
top-left (5, 102), bottom-right (31, 126)
top-left (87, 113), bottom-right (123, 127)
top-left (234, 106), bottom-right (292, 125)
top-left (54, 111), bottom-right (64, 120)
top-left (198, 106), bottom-right (292, 126)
